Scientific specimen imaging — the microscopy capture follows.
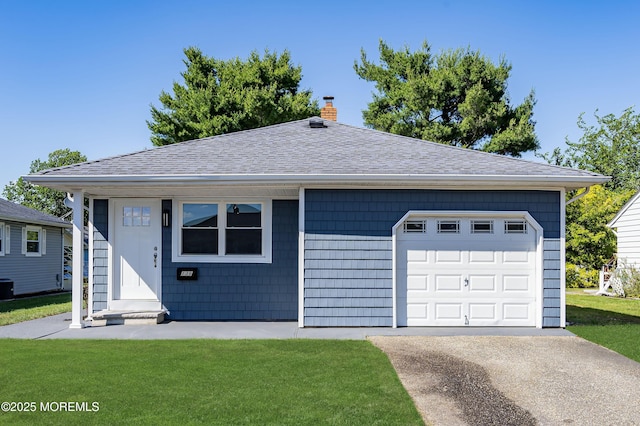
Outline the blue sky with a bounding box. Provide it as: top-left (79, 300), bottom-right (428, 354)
top-left (1, 0), bottom-right (639, 190)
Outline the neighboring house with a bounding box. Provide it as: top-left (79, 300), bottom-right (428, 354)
top-left (25, 103), bottom-right (608, 328)
top-left (601, 190), bottom-right (640, 293)
top-left (0, 198), bottom-right (71, 296)
top-left (607, 190), bottom-right (640, 268)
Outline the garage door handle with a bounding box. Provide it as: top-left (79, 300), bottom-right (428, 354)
top-left (464, 278), bottom-right (469, 287)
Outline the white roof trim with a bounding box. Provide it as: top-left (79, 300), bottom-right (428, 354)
top-left (607, 189), bottom-right (640, 228)
top-left (25, 173), bottom-right (609, 189)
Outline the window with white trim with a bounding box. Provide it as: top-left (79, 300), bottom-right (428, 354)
top-left (471, 220), bottom-right (494, 234)
top-left (181, 203), bottom-right (218, 255)
top-left (174, 200), bottom-right (272, 263)
top-left (505, 220), bottom-right (528, 234)
top-left (225, 203), bottom-right (262, 255)
top-left (403, 220), bottom-right (426, 233)
top-left (22, 225), bottom-right (46, 256)
top-left (437, 220), bottom-right (460, 234)
top-left (0, 223), bottom-right (4, 256)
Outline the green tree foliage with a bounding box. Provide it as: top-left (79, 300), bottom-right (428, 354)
top-left (539, 107), bottom-right (640, 285)
top-left (2, 149), bottom-right (87, 217)
top-left (148, 47), bottom-right (320, 146)
top-left (565, 107), bottom-right (640, 191)
top-left (565, 185), bottom-right (634, 272)
top-left (354, 40), bottom-right (539, 156)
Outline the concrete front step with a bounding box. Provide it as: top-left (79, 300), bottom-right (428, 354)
top-left (91, 310), bottom-right (165, 326)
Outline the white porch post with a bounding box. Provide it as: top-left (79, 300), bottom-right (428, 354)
top-left (298, 187), bottom-right (305, 328)
top-left (69, 191), bottom-right (85, 329)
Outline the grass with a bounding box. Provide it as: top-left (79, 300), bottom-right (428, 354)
top-left (566, 293), bottom-right (640, 362)
top-left (0, 339), bottom-right (423, 425)
top-left (0, 292), bottom-right (71, 326)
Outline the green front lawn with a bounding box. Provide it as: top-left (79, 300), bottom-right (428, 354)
top-left (566, 293), bottom-right (640, 362)
top-left (0, 339), bottom-right (423, 425)
top-left (0, 293), bottom-right (71, 326)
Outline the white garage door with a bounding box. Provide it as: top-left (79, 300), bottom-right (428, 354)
top-left (396, 215), bottom-right (539, 327)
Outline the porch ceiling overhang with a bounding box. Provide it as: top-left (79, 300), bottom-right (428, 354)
top-left (24, 173), bottom-right (610, 197)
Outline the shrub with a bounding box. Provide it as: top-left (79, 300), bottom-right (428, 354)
top-left (566, 263), bottom-right (599, 288)
top-left (610, 259), bottom-right (640, 298)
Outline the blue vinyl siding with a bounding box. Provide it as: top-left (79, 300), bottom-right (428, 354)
top-left (92, 199), bottom-right (109, 312)
top-left (162, 200), bottom-right (298, 320)
top-left (542, 239), bottom-right (562, 327)
top-left (304, 189), bottom-right (562, 327)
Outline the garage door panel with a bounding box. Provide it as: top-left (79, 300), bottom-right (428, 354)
top-left (503, 250), bottom-right (530, 263)
top-left (435, 303), bottom-right (463, 320)
top-left (469, 303), bottom-right (497, 320)
top-left (435, 275), bottom-right (463, 291)
top-left (503, 275), bottom-right (531, 292)
top-left (469, 275), bottom-right (496, 291)
top-left (407, 250), bottom-right (428, 262)
top-left (407, 261), bottom-right (431, 274)
top-left (435, 250), bottom-right (463, 263)
top-left (503, 303), bottom-right (531, 320)
top-left (407, 275), bottom-right (429, 290)
top-left (469, 251), bottom-right (497, 263)
top-left (407, 303), bottom-right (428, 319)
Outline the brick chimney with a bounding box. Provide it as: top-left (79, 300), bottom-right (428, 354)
top-left (320, 96), bottom-right (337, 121)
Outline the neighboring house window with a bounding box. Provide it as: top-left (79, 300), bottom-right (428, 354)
top-left (173, 200), bottom-right (272, 263)
top-left (0, 223), bottom-right (4, 256)
top-left (22, 225), bottom-right (46, 257)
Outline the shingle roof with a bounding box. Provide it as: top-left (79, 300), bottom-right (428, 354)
top-left (27, 118), bottom-right (607, 188)
top-left (0, 198), bottom-right (70, 228)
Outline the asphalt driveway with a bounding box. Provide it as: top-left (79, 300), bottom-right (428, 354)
top-left (370, 336), bottom-right (640, 425)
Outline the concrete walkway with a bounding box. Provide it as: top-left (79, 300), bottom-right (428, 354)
top-left (0, 311), bottom-right (573, 339)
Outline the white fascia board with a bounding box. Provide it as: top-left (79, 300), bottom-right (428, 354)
top-left (607, 189), bottom-right (640, 228)
top-left (24, 173), bottom-right (610, 190)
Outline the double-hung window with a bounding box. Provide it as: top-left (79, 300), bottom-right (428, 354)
top-left (182, 203), bottom-right (219, 255)
top-left (174, 200), bottom-right (271, 263)
top-left (0, 223), bottom-right (4, 256)
top-left (225, 203), bottom-right (262, 255)
top-left (22, 225), bottom-right (45, 256)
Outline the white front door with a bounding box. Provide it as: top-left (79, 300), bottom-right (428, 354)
top-left (112, 199), bottom-right (161, 306)
top-left (397, 215), bottom-right (539, 327)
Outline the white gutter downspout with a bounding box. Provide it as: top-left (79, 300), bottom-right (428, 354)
top-left (565, 186), bottom-right (590, 206)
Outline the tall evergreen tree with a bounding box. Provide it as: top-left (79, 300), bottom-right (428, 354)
top-left (355, 40), bottom-right (538, 156)
top-left (148, 47), bottom-right (320, 146)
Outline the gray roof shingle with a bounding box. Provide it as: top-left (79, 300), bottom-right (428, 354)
top-left (0, 198), bottom-right (70, 227)
top-left (28, 118), bottom-right (607, 185)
